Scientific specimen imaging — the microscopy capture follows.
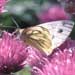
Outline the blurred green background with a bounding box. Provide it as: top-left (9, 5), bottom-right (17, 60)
top-left (0, 0), bottom-right (75, 40)
top-left (0, 0), bottom-right (75, 39)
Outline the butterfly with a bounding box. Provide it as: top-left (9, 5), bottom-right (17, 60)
top-left (13, 20), bottom-right (74, 55)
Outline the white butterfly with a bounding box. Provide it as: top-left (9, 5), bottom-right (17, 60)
top-left (13, 20), bottom-right (74, 55)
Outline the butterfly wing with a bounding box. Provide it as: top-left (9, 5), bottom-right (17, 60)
top-left (38, 20), bottom-right (74, 50)
top-left (19, 20), bottom-right (74, 55)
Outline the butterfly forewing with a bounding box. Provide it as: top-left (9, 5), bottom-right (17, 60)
top-left (38, 20), bottom-right (74, 50)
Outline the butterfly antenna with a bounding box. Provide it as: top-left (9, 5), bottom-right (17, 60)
top-left (11, 17), bottom-right (20, 29)
top-left (11, 17), bottom-right (20, 37)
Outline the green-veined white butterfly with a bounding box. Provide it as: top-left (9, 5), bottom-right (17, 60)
top-left (13, 20), bottom-right (74, 55)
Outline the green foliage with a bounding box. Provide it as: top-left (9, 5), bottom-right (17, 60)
top-left (15, 66), bottom-right (31, 75)
top-left (6, 0), bottom-right (52, 26)
top-left (0, 0), bottom-right (75, 38)
top-left (0, 12), bottom-right (16, 32)
top-left (70, 23), bottom-right (75, 39)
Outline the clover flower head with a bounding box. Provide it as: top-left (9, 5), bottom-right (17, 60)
top-left (31, 39), bottom-right (75, 75)
top-left (38, 5), bottom-right (70, 22)
top-left (0, 31), bottom-right (45, 75)
top-left (0, 31), bottom-right (29, 74)
top-left (0, 0), bottom-right (7, 13)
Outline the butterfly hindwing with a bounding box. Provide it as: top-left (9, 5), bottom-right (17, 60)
top-left (20, 26), bottom-right (52, 55)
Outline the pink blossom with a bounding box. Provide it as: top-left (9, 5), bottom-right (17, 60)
top-left (0, 32), bottom-right (28, 74)
top-left (0, 31), bottom-right (44, 75)
top-left (38, 5), bottom-right (70, 23)
top-left (22, 46), bottom-right (46, 67)
top-left (31, 39), bottom-right (75, 75)
top-left (0, 0), bottom-right (7, 13)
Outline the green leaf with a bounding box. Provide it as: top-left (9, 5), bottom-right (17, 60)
top-left (0, 12), bottom-right (16, 32)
